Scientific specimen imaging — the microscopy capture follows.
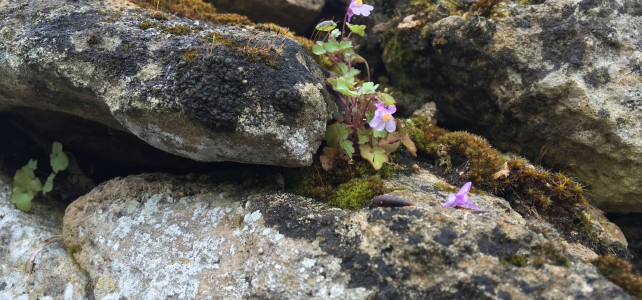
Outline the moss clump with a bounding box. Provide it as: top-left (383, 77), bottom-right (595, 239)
top-left (129, 0), bottom-right (251, 26)
top-left (66, 245), bottom-right (82, 257)
top-left (286, 158), bottom-right (400, 208)
top-left (140, 20), bottom-right (157, 30)
top-left (531, 241), bottom-right (570, 267)
top-left (510, 254), bottom-right (527, 267)
top-left (160, 23), bottom-right (194, 35)
top-left (147, 11), bottom-right (170, 20)
top-left (592, 255), bottom-right (642, 298)
top-left (328, 177), bottom-right (387, 209)
top-left (408, 116), bottom-right (503, 184)
top-left (254, 23), bottom-right (314, 53)
top-left (182, 48), bottom-right (199, 63)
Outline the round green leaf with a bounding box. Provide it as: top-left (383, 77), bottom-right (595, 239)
top-left (11, 188), bottom-right (34, 211)
top-left (346, 23), bottom-right (366, 37)
top-left (50, 151), bottom-right (69, 173)
top-left (312, 43), bottom-right (326, 55)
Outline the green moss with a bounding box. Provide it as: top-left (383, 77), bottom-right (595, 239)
top-left (286, 158), bottom-right (399, 208)
top-left (592, 255), bottom-right (642, 298)
top-left (66, 244), bottom-right (82, 257)
top-left (328, 177), bottom-right (386, 209)
top-left (140, 20), bottom-right (157, 30)
top-left (160, 23), bottom-right (193, 35)
top-left (129, 0), bottom-right (252, 26)
top-left (182, 48), bottom-right (199, 63)
top-left (408, 116), bottom-right (503, 184)
top-left (147, 11), bottom-right (170, 20)
top-left (510, 254), bottom-right (526, 267)
top-left (531, 241), bottom-right (570, 268)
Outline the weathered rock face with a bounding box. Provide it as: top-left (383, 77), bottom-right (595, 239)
top-left (208, 0), bottom-right (327, 34)
top-left (374, 0), bottom-right (642, 212)
top-left (0, 175), bottom-right (90, 299)
top-left (0, 0), bottom-right (334, 167)
top-left (61, 172), bottom-right (629, 299)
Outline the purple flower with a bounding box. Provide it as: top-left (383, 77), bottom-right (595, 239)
top-left (442, 182), bottom-right (482, 211)
top-left (347, 0), bottom-right (374, 22)
top-left (369, 101), bottom-right (396, 133)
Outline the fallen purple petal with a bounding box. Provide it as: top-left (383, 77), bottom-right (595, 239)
top-left (442, 182), bottom-right (482, 211)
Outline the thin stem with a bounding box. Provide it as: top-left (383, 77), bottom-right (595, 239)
top-left (363, 59), bottom-right (371, 82)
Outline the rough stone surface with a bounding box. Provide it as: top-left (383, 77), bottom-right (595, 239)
top-left (375, 0), bottom-right (642, 212)
top-left (0, 174), bottom-right (91, 299)
top-left (0, 0), bottom-right (334, 167)
top-left (208, 0), bottom-right (327, 34)
top-left (62, 172), bottom-right (629, 299)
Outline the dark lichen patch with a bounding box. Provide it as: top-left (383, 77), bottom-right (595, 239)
top-left (583, 67), bottom-right (611, 88)
top-left (256, 197), bottom-right (425, 297)
top-left (434, 227), bottom-right (458, 247)
top-left (272, 88), bottom-right (303, 113)
top-left (540, 14), bottom-right (585, 70)
top-left (175, 54), bottom-right (245, 132)
top-left (592, 255), bottom-right (642, 298)
top-left (87, 31), bottom-right (100, 45)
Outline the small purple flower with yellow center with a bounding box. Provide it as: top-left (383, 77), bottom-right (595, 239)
top-left (369, 101), bottom-right (396, 133)
top-left (347, 0), bottom-right (374, 22)
top-left (442, 182), bottom-right (482, 211)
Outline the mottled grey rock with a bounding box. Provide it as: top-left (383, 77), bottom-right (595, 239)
top-left (208, 0), bottom-right (327, 34)
top-left (0, 174), bottom-right (90, 299)
top-left (375, 0), bottom-right (642, 212)
top-left (62, 172), bottom-right (629, 299)
top-left (0, 0), bottom-right (333, 167)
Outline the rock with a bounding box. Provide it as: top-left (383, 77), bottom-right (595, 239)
top-left (375, 0), bottom-right (642, 212)
top-left (208, 0), bottom-right (327, 34)
top-left (62, 172), bottom-right (630, 299)
top-left (0, 174), bottom-right (90, 299)
top-left (0, 0), bottom-right (334, 168)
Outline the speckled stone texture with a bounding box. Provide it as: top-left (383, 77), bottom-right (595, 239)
top-left (0, 0), bottom-right (333, 167)
top-left (0, 175), bottom-right (90, 299)
top-left (62, 172), bottom-right (629, 299)
top-left (374, 0), bottom-right (642, 212)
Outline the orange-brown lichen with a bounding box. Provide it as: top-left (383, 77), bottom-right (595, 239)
top-left (129, 0), bottom-right (251, 25)
top-left (592, 255), bottom-right (642, 298)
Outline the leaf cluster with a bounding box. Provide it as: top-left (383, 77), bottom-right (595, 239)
top-left (10, 142), bottom-right (69, 212)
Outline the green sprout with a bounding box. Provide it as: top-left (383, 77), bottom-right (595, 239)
top-left (10, 141), bottom-right (69, 212)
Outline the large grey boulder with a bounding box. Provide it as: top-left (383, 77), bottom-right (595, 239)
top-left (375, 0), bottom-right (642, 212)
top-left (0, 0), bottom-right (333, 167)
top-left (0, 174), bottom-right (90, 299)
top-left (208, 0), bottom-right (327, 34)
top-left (62, 172), bottom-right (629, 299)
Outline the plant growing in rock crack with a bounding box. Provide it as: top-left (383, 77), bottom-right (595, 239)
top-left (313, 0), bottom-right (416, 171)
top-left (10, 141), bottom-right (69, 212)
